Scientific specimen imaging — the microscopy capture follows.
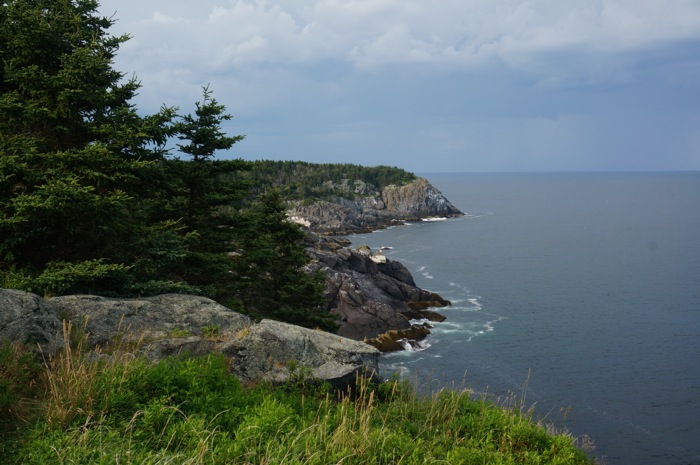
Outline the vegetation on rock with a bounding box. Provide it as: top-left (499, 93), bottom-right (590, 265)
top-left (238, 160), bottom-right (418, 202)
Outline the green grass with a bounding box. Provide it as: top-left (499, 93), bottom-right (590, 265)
top-left (0, 335), bottom-right (596, 465)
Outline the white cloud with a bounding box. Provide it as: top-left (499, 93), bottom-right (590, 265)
top-left (103, 0), bottom-right (700, 73)
top-left (95, 0), bottom-right (700, 172)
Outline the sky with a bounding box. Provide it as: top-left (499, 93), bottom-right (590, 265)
top-left (97, 0), bottom-right (700, 173)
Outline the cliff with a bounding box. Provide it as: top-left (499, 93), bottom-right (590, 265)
top-left (289, 177), bottom-right (463, 235)
top-left (304, 234), bottom-right (450, 351)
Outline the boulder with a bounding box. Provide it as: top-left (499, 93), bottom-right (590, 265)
top-left (0, 288), bottom-right (63, 354)
top-left (226, 319), bottom-right (380, 390)
top-left (48, 294), bottom-right (252, 348)
top-left (0, 290), bottom-right (383, 390)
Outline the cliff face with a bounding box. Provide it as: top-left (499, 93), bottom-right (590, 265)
top-left (289, 178), bottom-right (463, 235)
top-left (304, 235), bottom-right (450, 350)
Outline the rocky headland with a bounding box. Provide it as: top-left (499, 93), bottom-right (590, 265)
top-left (305, 235), bottom-right (449, 351)
top-left (289, 177), bottom-right (463, 235)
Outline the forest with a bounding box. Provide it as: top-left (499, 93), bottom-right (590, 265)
top-left (239, 160), bottom-right (417, 202)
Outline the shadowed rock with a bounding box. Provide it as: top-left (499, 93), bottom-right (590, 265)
top-left (305, 235), bottom-right (451, 346)
top-left (0, 289), bottom-right (63, 354)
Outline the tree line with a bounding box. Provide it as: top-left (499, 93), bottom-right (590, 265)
top-left (238, 160), bottom-right (417, 202)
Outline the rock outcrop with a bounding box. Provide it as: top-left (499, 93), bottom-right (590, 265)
top-left (0, 289), bottom-right (379, 390)
top-left (48, 293), bottom-right (252, 348)
top-left (0, 288), bottom-right (63, 354)
top-left (224, 319), bottom-right (379, 389)
top-left (289, 178), bottom-right (462, 235)
top-left (304, 235), bottom-right (451, 348)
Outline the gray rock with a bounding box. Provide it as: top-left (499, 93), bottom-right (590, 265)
top-left (48, 293), bottom-right (252, 348)
top-left (0, 288), bottom-right (63, 354)
top-left (305, 236), bottom-right (450, 342)
top-left (0, 290), bottom-right (383, 390)
top-left (139, 336), bottom-right (218, 360)
top-left (288, 178), bottom-right (462, 235)
top-left (227, 319), bottom-right (380, 389)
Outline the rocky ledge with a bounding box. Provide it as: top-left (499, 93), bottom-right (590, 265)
top-left (289, 177), bottom-right (463, 235)
top-left (0, 289), bottom-right (379, 391)
top-left (304, 235), bottom-right (450, 352)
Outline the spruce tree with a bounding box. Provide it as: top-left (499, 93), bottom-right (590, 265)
top-left (233, 191), bottom-right (337, 331)
top-left (0, 0), bottom-right (183, 295)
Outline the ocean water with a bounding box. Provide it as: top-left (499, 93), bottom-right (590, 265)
top-left (346, 172), bottom-right (700, 465)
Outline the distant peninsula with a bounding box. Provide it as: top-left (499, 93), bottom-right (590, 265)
top-left (242, 160), bottom-right (464, 235)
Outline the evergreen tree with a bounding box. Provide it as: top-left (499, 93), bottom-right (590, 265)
top-left (0, 0), bottom-right (184, 295)
top-left (171, 85), bottom-right (246, 230)
top-left (231, 191), bottom-right (337, 331)
top-left (0, 1), bottom-right (336, 331)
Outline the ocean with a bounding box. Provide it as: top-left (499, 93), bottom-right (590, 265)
top-left (345, 172), bottom-right (700, 465)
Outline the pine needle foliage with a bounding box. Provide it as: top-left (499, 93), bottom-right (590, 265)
top-left (0, 0), bottom-right (333, 329)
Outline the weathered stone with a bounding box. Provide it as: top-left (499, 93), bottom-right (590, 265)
top-left (230, 319), bottom-right (380, 389)
top-left (48, 294), bottom-right (252, 348)
top-left (2, 290), bottom-right (380, 390)
top-left (139, 336), bottom-right (218, 360)
top-left (0, 288), bottom-right (63, 354)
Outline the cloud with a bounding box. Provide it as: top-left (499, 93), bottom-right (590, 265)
top-left (105, 0), bottom-right (700, 72)
top-left (97, 0), bottom-right (700, 172)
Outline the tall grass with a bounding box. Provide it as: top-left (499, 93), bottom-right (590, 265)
top-left (0, 333), bottom-right (596, 465)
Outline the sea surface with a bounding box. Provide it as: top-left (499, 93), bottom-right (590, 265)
top-left (345, 172), bottom-right (700, 465)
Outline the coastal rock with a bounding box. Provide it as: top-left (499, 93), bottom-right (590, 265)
top-left (288, 177), bottom-right (462, 235)
top-left (305, 235), bottom-right (451, 346)
top-left (225, 319), bottom-right (380, 389)
top-left (364, 324), bottom-right (432, 352)
top-left (0, 288), bottom-right (63, 354)
top-left (1, 290), bottom-right (381, 389)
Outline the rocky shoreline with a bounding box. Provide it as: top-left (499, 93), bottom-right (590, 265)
top-left (298, 177), bottom-right (462, 352)
top-left (304, 235), bottom-right (450, 351)
top-left (1, 177), bottom-right (460, 388)
top-left (289, 177), bottom-right (463, 235)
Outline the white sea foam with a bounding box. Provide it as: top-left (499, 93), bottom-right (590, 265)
top-left (422, 217), bottom-right (447, 222)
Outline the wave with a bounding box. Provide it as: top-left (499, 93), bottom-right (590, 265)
top-left (399, 338), bottom-right (432, 352)
top-left (464, 211), bottom-right (494, 219)
top-left (422, 217), bottom-right (447, 222)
